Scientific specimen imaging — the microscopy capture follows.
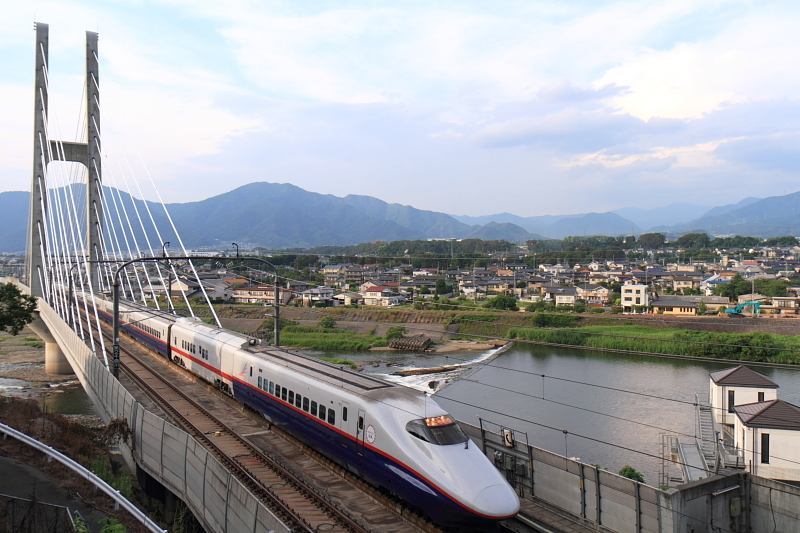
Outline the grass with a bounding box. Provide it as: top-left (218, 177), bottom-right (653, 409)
top-left (277, 325), bottom-right (385, 351)
top-left (21, 341), bottom-right (45, 348)
top-left (509, 325), bottom-right (800, 363)
top-left (320, 357), bottom-right (358, 369)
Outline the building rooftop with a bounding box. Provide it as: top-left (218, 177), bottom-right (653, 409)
top-left (735, 400), bottom-right (800, 430)
top-left (710, 365), bottom-right (779, 388)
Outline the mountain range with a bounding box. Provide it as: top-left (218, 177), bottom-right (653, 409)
top-left (0, 182), bottom-right (798, 253)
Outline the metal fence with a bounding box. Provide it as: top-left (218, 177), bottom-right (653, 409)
top-left (460, 420), bottom-right (675, 533)
top-left (0, 493), bottom-right (75, 533)
top-left (38, 299), bottom-right (290, 533)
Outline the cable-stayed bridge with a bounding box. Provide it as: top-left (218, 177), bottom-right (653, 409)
top-left (9, 22), bottom-right (800, 533)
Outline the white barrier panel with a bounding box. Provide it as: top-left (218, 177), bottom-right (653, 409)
top-left (37, 299), bottom-right (290, 533)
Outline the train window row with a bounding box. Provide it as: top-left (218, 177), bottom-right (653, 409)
top-left (256, 376), bottom-right (337, 426)
top-left (140, 323), bottom-right (162, 339)
top-left (174, 338), bottom-right (209, 360)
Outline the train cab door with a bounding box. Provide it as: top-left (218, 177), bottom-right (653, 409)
top-left (356, 409), bottom-right (366, 456)
top-left (339, 400), bottom-right (352, 449)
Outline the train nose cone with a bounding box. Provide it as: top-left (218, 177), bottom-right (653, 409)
top-left (472, 483), bottom-right (520, 518)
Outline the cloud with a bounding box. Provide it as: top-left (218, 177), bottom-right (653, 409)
top-left (714, 134), bottom-right (800, 173)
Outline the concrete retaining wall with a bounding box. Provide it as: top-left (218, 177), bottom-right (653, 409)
top-left (460, 421), bottom-right (674, 533)
top-left (37, 298), bottom-right (289, 533)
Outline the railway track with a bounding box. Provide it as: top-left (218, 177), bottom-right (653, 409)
top-left (81, 317), bottom-right (371, 533)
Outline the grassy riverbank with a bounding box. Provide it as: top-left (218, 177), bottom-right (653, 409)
top-left (509, 325), bottom-right (800, 364)
top-left (278, 325), bottom-right (389, 351)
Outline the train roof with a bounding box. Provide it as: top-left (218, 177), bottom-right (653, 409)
top-left (247, 346), bottom-right (392, 392)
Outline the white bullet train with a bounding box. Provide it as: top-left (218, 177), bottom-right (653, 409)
top-left (82, 295), bottom-right (520, 529)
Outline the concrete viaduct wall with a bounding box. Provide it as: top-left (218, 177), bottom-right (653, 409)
top-left (35, 297), bottom-right (289, 533)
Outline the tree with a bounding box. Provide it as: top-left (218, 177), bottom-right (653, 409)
top-left (618, 465), bottom-right (644, 483)
top-left (418, 285), bottom-right (430, 294)
top-left (638, 233), bottom-right (665, 250)
top-left (317, 316), bottom-right (336, 329)
top-left (763, 236), bottom-right (799, 246)
top-left (697, 301), bottom-right (707, 315)
top-left (0, 283), bottom-right (37, 335)
top-left (484, 294), bottom-right (518, 311)
top-left (675, 232), bottom-right (711, 250)
top-left (435, 278), bottom-right (448, 295)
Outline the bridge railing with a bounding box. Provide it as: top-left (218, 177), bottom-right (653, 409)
top-left (36, 298), bottom-right (289, 533)
top-left (460, 421), bottom-right (675, 533)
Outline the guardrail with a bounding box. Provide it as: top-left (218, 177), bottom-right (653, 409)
top-left (36, 297), bottom-right (290, 533)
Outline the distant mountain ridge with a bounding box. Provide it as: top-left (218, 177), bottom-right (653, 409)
top-left (0, 182), bottom-right (796, 253)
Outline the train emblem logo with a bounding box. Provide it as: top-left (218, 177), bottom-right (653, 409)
top-left (365, 424), bottom-right (376, 444)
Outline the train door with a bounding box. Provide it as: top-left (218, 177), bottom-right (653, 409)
top-left (356, 409), bottom-right (366, 455)
top-left (339, 400), bottom-right (352, 448)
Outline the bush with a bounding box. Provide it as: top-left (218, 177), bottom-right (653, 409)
top-left (317, 316), bottom-right (337, 329)
top-left (531, 313), bottom-right (579, 328)
top-left (618, 465), bottom-right (644, 483)
top-left (385, 326), bottom-right (408, 340)
top-left (484, 294), bottom-right (518, 310)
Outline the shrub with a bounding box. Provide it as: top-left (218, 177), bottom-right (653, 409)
top-left (618, 465), bottom-right (644, 483)
top-left (531, 313), bottom-right (579, 328)
top-left (317, 316), bottom-right (337, 329)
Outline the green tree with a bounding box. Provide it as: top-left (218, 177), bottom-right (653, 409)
top-left (484, 294), bottom-right (518, 311)
top-left (638, 233), bottom-right (666, 249)
top-left (317, 316), bottom-right (336, 329)
top-left (763, 236), bottom-right (799, 246)
top-left (618, 465), bottom-right (644, 483)
top-left (0, 283), bottom-right (37, 335)
top-left (418, 285), bottom-right (430, 294)
top-left (675, 232), bottom-right (711, 250)
top-left (697, 301), bottom-right (707, 315)
top-left (435, 278), bottom-right (448, 295)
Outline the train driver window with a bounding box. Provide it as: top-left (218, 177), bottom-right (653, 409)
top-left (275, 385), bottom-right (281, 397)
top-left (269, 382), bottom-right (275, 395)
top-left (318, 405), bottom-right (326, 421)
top-left (288, 391), bottom-right (294, 404)
top-left (342, 407), bottom-right (348, 422)
top-left (295, 394), bottom-right (302, 408)
top-left (358, 416), bottom-right (364, 430)
top-left (303, 397), bottom-right (309, 412)
top-left (328, 409), bottom-right (335, 425)
top-left (310, 401), bottom-right (317, 416)
top-left (281, 388), bottom-right (287, 402)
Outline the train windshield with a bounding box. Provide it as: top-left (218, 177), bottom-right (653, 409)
top-left (406, 415), bottom-right (467, 445)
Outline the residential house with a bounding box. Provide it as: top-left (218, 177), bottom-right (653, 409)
top-left (733, 399), bottom-right (800, 482)
top-left (575, 283), bottom-right (610, 305)
top-left (650, 297), bottom-right (697, 316)
top-left (709, 366), bottom-right (779, 427)
top-left (232, 285), bottom-right (293, 305)
top-left (299, 287), bottom-right (335, 307)
top-left (332, 292), bottom-right (365, 306)
top-left (620, 284), bottom-right (651, 312)
top-left (541, 285), bottom-right (578, 306)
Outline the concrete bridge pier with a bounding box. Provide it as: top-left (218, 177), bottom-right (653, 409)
top-left (28, 313), bottom-right (73, 375)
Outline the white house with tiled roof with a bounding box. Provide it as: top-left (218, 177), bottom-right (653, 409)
top-left (733, 399), bottom-right (800, 481)
top-left (709, 366), bottom-right (779, 426)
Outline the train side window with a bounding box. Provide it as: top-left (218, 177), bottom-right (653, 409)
top-left (328, 409), bottom-right (335, 425)
top-left (288, 391), bottom-right (294, 404)
top-left (281, 388), bottom-right (287, 402)
top-left (295, 394), bottom-right (302, 408)
top-left (258, 377), bottom-right (262, 388)
top-left (318, 405), bottom-right (326, 421)
top-left (310, 401), bottom-right (317, 416)
top-left (269, 382), bottom-right (275, 395)
top-left (342, 407), bottom-right (348, 422)
top-left (303, 397), bottom-right (309, 412)
top-left (275, 384), bottom-right (281, 397)
top-left (250, 367), bottom-right (253, 377)
top-left (358, 416), bottom-right (364, 430)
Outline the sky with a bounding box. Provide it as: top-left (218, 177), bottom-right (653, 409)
top-left (2, 1), bottom-right (800, 217)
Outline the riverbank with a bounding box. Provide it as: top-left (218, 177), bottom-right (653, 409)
top-left (509, 325), bottom-right (800, 364)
